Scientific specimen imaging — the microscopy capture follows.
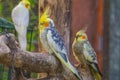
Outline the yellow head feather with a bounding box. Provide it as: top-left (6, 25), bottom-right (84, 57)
top-left (39, 7), bottom-right (50, 32)
top-left (76, 26), bottom-right (87, 35)
top-left (40, 7), bottom-right (50, 23)
top-left (22, 0), bottom-right (29, 2)
top-left (76, 29), bottom-right (87, 42)
top-left (22, 0), bottom-right (30, 4)
top-left (76, 30), bottom-right (86, 36)
top-left (22, 0), bottom-right (30, 9)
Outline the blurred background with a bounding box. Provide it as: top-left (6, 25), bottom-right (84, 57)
top-left (0, 0), bottom-right (120, 80)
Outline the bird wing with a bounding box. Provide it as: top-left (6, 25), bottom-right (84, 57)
top-left (84, 41), bottom-right (102, 77)
top-left (46, 27), bottom-right (68, 62)
top-left (12, 4), bottom-right (29, 35)
top-left (83, 41), bottom-right (103, 74)
top-left (83, 41), bottom-right (98, 64)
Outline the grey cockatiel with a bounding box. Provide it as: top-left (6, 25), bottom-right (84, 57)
top-left (72, 30), bottom-right (102, 80)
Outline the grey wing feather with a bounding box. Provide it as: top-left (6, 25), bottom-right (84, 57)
top-left (83, 41), bottom-right (98, 64)
top-left (83, 41), bottom-right (102, 75)
top-left (46, 28), bottom-right (68, 62)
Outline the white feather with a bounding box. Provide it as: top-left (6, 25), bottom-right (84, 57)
top-left (11, 2), bottom-right (29, 50)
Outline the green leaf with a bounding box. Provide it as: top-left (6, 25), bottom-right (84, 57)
top-left (0, 2), bottom-right (3, 15)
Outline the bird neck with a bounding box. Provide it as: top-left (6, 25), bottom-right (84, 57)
top-left (39, 26), bottom-right (47, 34)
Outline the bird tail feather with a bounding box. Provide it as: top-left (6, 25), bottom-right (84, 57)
top-left (18, 34), bottom-right (27, 50)
top-left (94, 72), bottom-right (102, 80)
top-left (68, 62), bottom-right (83, 80)
top-left (90, 64), bottom-right (102, 80)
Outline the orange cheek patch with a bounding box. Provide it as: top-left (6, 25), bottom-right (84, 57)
top-left (25, 4), bottom-right (29, 9)
top-left (82, 35), bottom-right (86, 39)
top-left (45, 22), bottom-right (49, 27)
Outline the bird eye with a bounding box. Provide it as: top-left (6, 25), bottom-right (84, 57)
top-left (76, 35), bottom-right (79, 39)
top-left (76, 35), bottom-right (82, 39)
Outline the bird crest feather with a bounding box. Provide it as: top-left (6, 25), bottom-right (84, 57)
top-left (40, 7), bottom-right (50, 23)
top-left (22, 0), bottom-right (30, 3)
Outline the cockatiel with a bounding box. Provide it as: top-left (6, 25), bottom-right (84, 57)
top-left (72, 29), bottom-right (102, 80)
top-left (12, 0), bottom-right (30, 50)
top-left (39, 8), bottom-right (83, 80)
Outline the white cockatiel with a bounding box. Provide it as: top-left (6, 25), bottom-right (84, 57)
top-left (12, 0), bottom-right (30, 50)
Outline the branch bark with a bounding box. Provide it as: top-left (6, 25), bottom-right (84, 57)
top-left (0, 33), bottom-right (79, 80)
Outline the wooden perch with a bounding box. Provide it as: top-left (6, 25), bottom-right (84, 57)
top-left (0, 33), bottom-right (81, 80)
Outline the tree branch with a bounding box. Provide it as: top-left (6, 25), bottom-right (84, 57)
top-left (0, 33), bottom-right (78, 80)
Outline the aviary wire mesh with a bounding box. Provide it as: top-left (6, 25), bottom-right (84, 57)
top-left (0, 17), bottom-right (36, 80)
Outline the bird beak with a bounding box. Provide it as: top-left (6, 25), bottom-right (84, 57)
top-left (76, 35), bottom-right (82, 40)
top-left (76, 35), bottom-right (79, 40)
